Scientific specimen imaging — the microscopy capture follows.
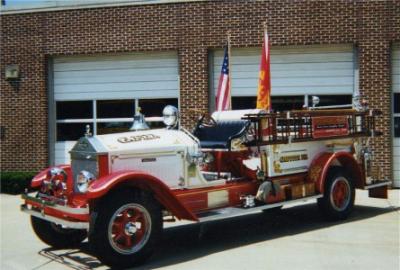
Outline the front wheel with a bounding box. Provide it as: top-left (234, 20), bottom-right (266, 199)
top-left (89, 190), bottom-right (162, 268)
top-left (317, 167), bottom-right (355, 220)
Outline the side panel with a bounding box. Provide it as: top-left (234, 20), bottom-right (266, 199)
top-left (173, 181), bottom-right (259, 213)
top-left (111, 151), bottom-right (185, 189)
top-left (86, 171), bottom-right (197, 221)
top-left (266, 141), bottom-right (327, 177)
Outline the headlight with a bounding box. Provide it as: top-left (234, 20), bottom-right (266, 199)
top-left (47, 167), bottom-right (67, 181)
top-left (42, 167), bottom-right (67, 196)
top-left (76, 170), bottom-right (95, 193)
top-left (162, 105), bottom-right (179, 128)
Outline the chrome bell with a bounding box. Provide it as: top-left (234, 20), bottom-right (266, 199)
top-left (130, 108), bottom-right (150, 131)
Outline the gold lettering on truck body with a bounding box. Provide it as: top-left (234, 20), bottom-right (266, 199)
top-left (117, 134), bottom-right (160, 144)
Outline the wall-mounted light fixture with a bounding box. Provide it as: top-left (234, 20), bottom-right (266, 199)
top-left (5, 64), bottom-right (20, 81)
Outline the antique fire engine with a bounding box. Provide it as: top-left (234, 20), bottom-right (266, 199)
top-left (21, 99), bottom-right (391, 268)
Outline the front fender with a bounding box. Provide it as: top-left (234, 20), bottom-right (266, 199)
top-left (308, 151), bottom-right (363, 193)
top-left (31, 165), bottom-right (71, 188)
top-left (87, 171), bottom-right (198, 221)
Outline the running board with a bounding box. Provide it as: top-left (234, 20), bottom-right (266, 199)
top-left (198, 194), bottom-right (323, 223)
top-left (363, 180), bottom-right (391, 190)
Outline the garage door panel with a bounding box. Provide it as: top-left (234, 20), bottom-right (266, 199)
top-left (54, 60), bottom-right (177, 72)
top-left (54, 90), bottom-right (179, 101)
top-left (54, 69), bottom-right (178, 81)
top-left (230, 69), bottom-right (353, 79)
top-left (229, 86), bottom-right (352, 97)
top-left (54, 53), bottom-right (177, 71)
top-left (215, 50), bottom-right (353, 64)
top-left (216, 76), bottom-right (353, 88)
top-left (55, 80), bottom-right (178, 92)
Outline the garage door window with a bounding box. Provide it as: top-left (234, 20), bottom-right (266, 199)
top-left (56, 98), bottom-right (177, 141)
top-left (232, 95), bottom-right (351, 112)
top-left (394, 93), bottom-right (400, 137)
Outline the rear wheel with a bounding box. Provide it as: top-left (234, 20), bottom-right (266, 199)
top-left (317, 167), bottom-right (355, 220)
top-left (31, 216), bottom-right (87, 248)
top-left (89, 190), bottom-right (162, 268)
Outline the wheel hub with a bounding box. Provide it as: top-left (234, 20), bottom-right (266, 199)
top-left (330, 177), bottom-right (351, 211)
top-left (108, 203), bottom-right (152, 255)
top-left (124, 222), bottom-right (137, 236)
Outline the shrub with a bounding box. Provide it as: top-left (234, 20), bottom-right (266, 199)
top-left (0, 172), bottom-right (36, 194)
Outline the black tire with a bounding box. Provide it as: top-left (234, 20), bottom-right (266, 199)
top-left (317, 167), bottom-right (355, 221)
top-left (31, 216), bottom-right (87, 248)
top-left (89, 190), bottom-right (162, 269)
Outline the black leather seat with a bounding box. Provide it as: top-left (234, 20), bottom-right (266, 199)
top-left (193, 120), bottom-right (250, 149)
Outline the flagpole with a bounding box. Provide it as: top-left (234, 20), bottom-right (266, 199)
top-left (263, 21), bottom-right (269, 113)
top-left (227, 31), bottom-right (232, 110)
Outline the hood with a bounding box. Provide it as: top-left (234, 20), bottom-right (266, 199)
top-left (70, 128), bottom-right (198, 157)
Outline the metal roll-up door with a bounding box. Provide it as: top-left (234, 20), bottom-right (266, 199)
top-left (392, 45), bottom-right (400, 188)
top-left (212, 45), bottom-right (355, 109)
top-left (52, 52), bottom-right (179, 164)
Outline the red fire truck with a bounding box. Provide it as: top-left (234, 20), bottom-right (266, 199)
top-left (21, 100), bottom-right (391, 268)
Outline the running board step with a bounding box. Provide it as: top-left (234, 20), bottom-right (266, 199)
top-left (197, 194), bottom-right (323, 222)
top-left (363, 180), bottom-right (391, 190)
top-left (364, 180), bottom-right (391, 199)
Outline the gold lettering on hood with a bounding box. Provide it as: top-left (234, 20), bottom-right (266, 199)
top-left (117, 134), bottom-right (160, 143)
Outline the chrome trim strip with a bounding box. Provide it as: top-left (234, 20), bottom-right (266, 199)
top-left (21, 204), bottom-right (89, 230)
top-left (22, 193), bottom-right (89, 215)
top-left (198, 194), bottom-right (323, 222)
top-left (363, 181), bottom-right (391, 190)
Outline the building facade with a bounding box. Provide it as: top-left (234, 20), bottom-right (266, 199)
top-left (1, 0), bottom-right (399, 186)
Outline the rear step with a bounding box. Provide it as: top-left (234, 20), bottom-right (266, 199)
top-left (198, 194), bottom-right (323, 222)
top-left (364, 180), bottom-right (391, 199)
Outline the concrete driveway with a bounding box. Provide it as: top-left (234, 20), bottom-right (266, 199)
top-left (1, 190), bottom-right (399, 270)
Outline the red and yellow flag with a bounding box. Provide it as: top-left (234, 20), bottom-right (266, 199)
top-left (256, 30), bottom-right (271, 110)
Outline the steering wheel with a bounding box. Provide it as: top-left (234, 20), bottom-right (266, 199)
top-left (188, 108), bottom-right (217, 130)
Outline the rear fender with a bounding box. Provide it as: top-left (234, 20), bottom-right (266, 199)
top-left (87, 171), bottom-right (198, 221)
top-left (308, 151), bottom-right (363, 193)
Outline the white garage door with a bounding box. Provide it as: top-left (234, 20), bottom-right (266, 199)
top-left (52, 52), bottom-right (179, 165)
top-left (392, 45), bottom-right (400, 188)
top-left (212, 45), bottom-right (355, 110)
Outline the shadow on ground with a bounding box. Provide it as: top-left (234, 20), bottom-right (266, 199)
top-left (37, 203), bottom-right (399, 270)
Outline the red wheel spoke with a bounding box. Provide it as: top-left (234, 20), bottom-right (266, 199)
top-left (125, 235), bottom-right (133, 248)
top-left (133, 228), bottom-right (145, 245)
top-left (121, 210), bottom-right (130, 223)
top-left (113, 218), bottom-right (125, 236)
top-left (114, 233), bottom-right (125, 245)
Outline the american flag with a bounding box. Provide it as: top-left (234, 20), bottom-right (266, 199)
top-left (216, 46), bottom-right (231, 111)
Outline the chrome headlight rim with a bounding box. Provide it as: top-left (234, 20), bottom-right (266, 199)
top-left (76, 170), bottom-right (95, 193)
top-left (47, 167), bottom-right (67, 181)
top-left (42, 167), bottom-right (68, 195)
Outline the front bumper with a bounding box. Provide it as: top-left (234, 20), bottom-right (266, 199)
top-left (21, 193), bottom-right (89, 230)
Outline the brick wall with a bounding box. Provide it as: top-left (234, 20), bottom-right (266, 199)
top-left (1, 0), bottom-right (399, 178)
